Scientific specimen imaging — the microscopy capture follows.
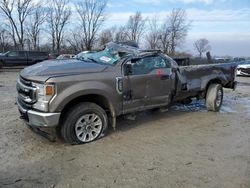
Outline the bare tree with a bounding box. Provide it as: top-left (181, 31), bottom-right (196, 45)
top-left (0, 0), bottom-right (34, 49)
top-left (168, 9), bottom-right (190, 56)
top-left (75, 0), bottom-right (107, 50)
top-left (27, 2), bottom-right (47, 50)
top-left (98, 28), bottom-right (113, 46)
top-left (158, 20), bottom-right (171, 54)
top-left (194, 38), bottom-right (211, 58)
top-left (113, 26), bottom-right (127, 43)
top-left (98, 25), bottom-right (136, 47)
top-left (66, 29), bottom-right (85, 52)
top-left (47, 0), bottom-right (71, 53)
top-left (146, 17), bottom-right (160, 50)
top-left (0, 28), bottom-right (11, 52)
top-left (125, 12), bottom-right (146, 44)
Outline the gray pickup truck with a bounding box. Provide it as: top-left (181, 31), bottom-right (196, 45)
top-left (16, 42), bottom-right (237, 144)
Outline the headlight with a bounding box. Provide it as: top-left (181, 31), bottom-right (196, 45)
top-left (32, 82), bottom-right (56, 112)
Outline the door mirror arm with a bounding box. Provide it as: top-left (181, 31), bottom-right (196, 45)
top-left (172, 67), bottom-right (178, 73)
top-left (125, 64), bottom-right (133, 76)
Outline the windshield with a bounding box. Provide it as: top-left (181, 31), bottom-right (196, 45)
top-left (76, 47), bottom-right (126, 65)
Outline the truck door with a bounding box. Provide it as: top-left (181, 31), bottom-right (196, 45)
top-left (143, 55), bottom-right (174, 107)
top-left (4, 51), bottom-right (27, 66)
top-left (122, 55), bottom-right (174, 114)
top-left (122, 65), bottom-right (148, 114)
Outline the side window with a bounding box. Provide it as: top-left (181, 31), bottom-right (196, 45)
top-left (8, 51), bottom-right (18, 57)
top-left (18, 51), bottom-right (26, 57)
top-left (154, 56), bottom-right (168, 68)
top-left (28, 52), bottom-right (36, 56)
top-left (132, 56), bottom-right (168, 75)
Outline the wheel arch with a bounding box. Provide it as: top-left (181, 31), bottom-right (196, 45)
top-left (204, 78), bottom-right (224, 97)
top-left (60, 93), bottom-right (116, 119)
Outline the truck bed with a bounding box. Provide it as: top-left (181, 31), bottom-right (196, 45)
top-left (174, 62), bottom-right (237, 101)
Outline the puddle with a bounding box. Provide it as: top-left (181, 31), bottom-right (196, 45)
top-left (170, 99), bottom-right (207, 112)
top-left (238, 82), bottom-right (250, 87)
top-left (169, 97), bottom-right (242, 114)
top-left (220, 106), bottom-right (237, 113)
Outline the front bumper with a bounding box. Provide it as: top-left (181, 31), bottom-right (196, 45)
top-left (17, 100), bottom-right (60, 128)
top-left (237, 68), bottom-right (250, 76)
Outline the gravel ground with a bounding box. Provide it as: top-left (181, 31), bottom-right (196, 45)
top-left (0, 70), bottom-right (250, 188)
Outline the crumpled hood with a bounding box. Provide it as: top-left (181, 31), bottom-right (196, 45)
top-left (20, 59), bottom-right (108, 82)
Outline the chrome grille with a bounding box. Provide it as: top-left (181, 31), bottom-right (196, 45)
top-left (16, 76), bottom-right (37, 107)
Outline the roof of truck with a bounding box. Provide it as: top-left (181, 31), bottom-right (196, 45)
top-left (105, 42), bottom-right (162, 57)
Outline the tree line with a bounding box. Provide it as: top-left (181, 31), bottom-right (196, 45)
top-left (0, 0), bottom-right (210, 57)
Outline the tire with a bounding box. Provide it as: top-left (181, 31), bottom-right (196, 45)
top-left (60, 102), bottom-right (108, 144)
top-left (0, 62), bottom-right (3, 69)
top-left (206, 84), bottom-right (223, 112)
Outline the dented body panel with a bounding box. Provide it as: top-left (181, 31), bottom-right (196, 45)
top-left (173, 63), bottom-right (236, 101)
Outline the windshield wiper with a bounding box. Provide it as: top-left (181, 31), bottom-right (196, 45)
top-left (87, 57), bottom-right (99, 64)
top-left (76, 56), bottom-right (85, 61)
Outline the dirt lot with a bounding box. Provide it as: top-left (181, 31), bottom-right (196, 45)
top-left (0, 70), bottom-right (250, 188)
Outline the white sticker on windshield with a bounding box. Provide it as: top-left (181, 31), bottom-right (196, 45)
top-left (100, 56), bottom-right (111, 62)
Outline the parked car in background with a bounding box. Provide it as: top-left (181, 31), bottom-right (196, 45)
top-left (56, 54), bottom-right (75, 60)
top-left (74, 51), bottom-right (92, 59)
top-left (48, 53), bottom-right (59, 60)
top-left (237, 60), bottom-right (250, 76)
top-left (234, 57), bottom-right (246, 62)
top-left (0, 51), bottom-right (49, 69)
top-left (173, 57), bottom-right (190, 66)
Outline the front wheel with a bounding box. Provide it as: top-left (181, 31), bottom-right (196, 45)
top-left (206, 83), bottom-right (223, 112)
top-left (60, 102), bottom-right (108, 144)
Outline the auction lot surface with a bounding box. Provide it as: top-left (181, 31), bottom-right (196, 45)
top-left (0, 70), bottom-right (250, 188)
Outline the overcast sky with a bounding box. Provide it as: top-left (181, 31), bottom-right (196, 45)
top-left (103, 0), bottom-right (250, 57)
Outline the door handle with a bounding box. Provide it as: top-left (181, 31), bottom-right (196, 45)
top-left (161, 75), bottom-right (170, 80)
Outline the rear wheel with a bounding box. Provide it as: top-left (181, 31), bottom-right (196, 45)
top-left (206, 83), bottom-right (223, 112)
top-left (60, 102), bottom-right (108, 144)
top-left (0, 61), bottom-right (3, 69)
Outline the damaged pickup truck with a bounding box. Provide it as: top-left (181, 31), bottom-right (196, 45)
top-left (16, 42), bottom-right (237, 144)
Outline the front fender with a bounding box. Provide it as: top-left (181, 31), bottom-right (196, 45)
top-left (49, 81), bottom-right (121, 116)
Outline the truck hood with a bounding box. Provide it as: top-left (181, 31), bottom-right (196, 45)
top-left (20, 59), bottom-right (108, 82)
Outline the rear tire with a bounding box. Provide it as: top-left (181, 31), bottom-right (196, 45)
top-left (60, 102), bottom-right (108, 144)
top-left (206, 84), bottom-right (223, 112)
